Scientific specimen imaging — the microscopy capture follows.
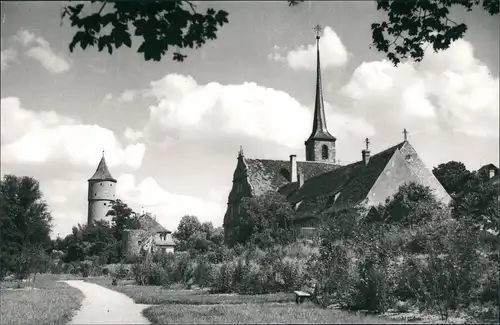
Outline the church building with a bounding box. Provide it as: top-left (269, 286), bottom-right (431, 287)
top-left (223, 26), bottom-right (451, 233)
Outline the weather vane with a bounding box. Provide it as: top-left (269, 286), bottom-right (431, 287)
top-left (314, 24), bottom-right (323, 39)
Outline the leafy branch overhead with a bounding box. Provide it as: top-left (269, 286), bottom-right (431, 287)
top-left (61, 0), bottom-right (230, 62)
top-left (371, 0), bottom-right (499, 66)
top-left (62, 0), bottom-right (498, 66)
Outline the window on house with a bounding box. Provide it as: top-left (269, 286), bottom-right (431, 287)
top-left (322, 145), bottom-right (329, 159)
top-left (100, 182), bottom-right (103, 186)
top-left (138, 240), bottom-right (142, 245)
top-left (104, 203), bottom-right (107, 206)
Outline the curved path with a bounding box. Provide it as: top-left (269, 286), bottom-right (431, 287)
top-left (62, 280), bottom-right (151, 324)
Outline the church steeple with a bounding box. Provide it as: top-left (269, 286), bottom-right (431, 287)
top-left (305, 25), bottom-right (337, 163)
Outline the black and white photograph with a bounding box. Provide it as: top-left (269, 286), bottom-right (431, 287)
top-left (1, 1), bottom-right (498, 324)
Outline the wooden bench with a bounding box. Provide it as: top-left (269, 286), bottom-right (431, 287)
top-left (293, 290), bottom-right (311, 304)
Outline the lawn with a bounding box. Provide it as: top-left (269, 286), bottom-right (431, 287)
top-left (86, 276), bottom-right (294, 305)
top-left (0, 274), bottom-right (84, 325)
top-left (86, 277), bottom-right (403, 324)
top-left (144, 303), bottom-right (403, 324)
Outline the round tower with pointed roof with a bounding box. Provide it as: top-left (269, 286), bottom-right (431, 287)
top-left (87, 151), bottom-right (117, 225)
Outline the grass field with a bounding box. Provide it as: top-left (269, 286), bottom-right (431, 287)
top-left (0, 274), bottom-right (84, 325)
top-left (144, 303), bottom-right (402, 324)
top-left (86, 276), bottom-right (294, 305)
top-left (86, 277), bottom-right (403, 324)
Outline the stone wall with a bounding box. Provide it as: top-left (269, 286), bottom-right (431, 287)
top-left (122, 229), bottom-right (175, 257)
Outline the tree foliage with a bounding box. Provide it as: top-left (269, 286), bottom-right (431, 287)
top-left (452, 173), bottom-right (499, 233)
top-left (62, 0), bottom-right (229, 62)
top-left (106, 199), bottom-right (141, 242)
top-left (380, 182), bottom-right (449, 227)
top-left (63, 0), bottom-right (498, 67)
top-left (371, 0), bottom-right (499, 66)
top-left (226, 191), bottom-right (295, 249)
top-left (0, 175), bottom-right (53, 278)
top-left (433, 161), bottom-right (473, 195)
top-left (173, 215), bottom-right (224, 255)
top-left (54, 199), bottom-right (141, 263)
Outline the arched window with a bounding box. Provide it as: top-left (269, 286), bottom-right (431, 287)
top-left (322, 145), bottom-right (329, 159)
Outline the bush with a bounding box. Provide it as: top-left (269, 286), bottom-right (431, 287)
top-left (211, 262), bottom-right (234, 293)
top-left (132, 257), bottom-right (169, 286)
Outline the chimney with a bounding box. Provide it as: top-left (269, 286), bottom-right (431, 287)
top-left (362, 149), bottom-right (370, 165)
top-left (298, 172), bottom-right (304, 188)
top-left (290, 155), bottom-right (298, 182)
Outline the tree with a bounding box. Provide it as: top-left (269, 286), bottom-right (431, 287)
top-left (63, 1), bottom-right (498, 67)
top-left (432, 161), bottom-right (473, 195)
top-left (452, 175), bottom-right (499, 233)
top-left (234, 191), bottom-right (295, 248)
top-left (380, 182), bottom-right (448, 227)
top-left (173, 216), bottom-right (224, 253)
top-left (106, 199), bottom-right (141, 242)
top-left (62, 1), bottom-right (229, 62)
top-left (0, 175), bottom-right (53, 278)
top-left (174, 215), bottom-right (203, 243)
top-left (370, 0), bottom-right (498, 66)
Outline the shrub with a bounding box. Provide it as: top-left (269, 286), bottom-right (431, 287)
top-left (193, 258), bottom-right (215, 288)
top-left (132, 257), bottom-right (169, 286)
top-left (211, 262), bottom-right (234, 293)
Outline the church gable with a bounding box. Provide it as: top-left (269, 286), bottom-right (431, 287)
top-left (399, 142), bottom-right (452, 205)
top-left (364, 149), bottom-right (419, 207)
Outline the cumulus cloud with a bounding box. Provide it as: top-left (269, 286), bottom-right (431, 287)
top-left (141, 73), bottom-right (373, 149)
top-left (124, 127), bottom-right (144, 142)
top-left (1, 97), bottom-right (146, 168)
top-left (13, 29), bottom-right (72, 74)
top-left (117, 174), bottom-right (224, 231)
top-left (341, 39), bottom-right (499, 139)
top-left (1, 48), bottom-right (17, 71)
top-left (269, 26), bottom-right (349, 71)
top-left (118, 89), bottom-right (136, 103)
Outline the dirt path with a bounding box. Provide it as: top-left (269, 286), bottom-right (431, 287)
top-left (62, 280), bottom-right (151, 324)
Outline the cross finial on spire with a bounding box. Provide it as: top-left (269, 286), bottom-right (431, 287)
top-left (102, 149), bottom-right (105, 157)
top-left (365, 138), bottom-right (370, 151)
top-left (314, 24), bottom-right (323, 40)
top-left (403, 128), bottom-right (408, 142)
top-left (238, 145), bottom-right (244, 158)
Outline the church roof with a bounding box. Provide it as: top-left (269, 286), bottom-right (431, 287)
top-left (244, 159), bottom-right (340, 196)
top-left (88, 155), bottom-right (116, 182)
top-left (289, 142), bottom-right (407, 220)
top-left (138, 213), bottom-right (168, 233)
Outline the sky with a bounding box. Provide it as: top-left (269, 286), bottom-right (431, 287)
top-left (1, 1), bottom-right (499, 238)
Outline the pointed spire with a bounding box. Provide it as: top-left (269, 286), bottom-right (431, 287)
top-left (238, 145), bottom-right (244, 158)
top-left (307, 25), bottom-right (336, 142)
top-left (88, 151), bottom-right (116, 182)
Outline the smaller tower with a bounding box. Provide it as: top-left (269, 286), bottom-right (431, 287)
top-left (305, 25), bottom-right (337, 163)
top-left (87, 151), bottom-right (117, 225)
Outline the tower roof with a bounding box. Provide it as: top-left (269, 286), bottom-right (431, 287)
top-left (88, 153), bottom-right (116, 182)
top-left (307, 25), bottom-right (336, 143)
